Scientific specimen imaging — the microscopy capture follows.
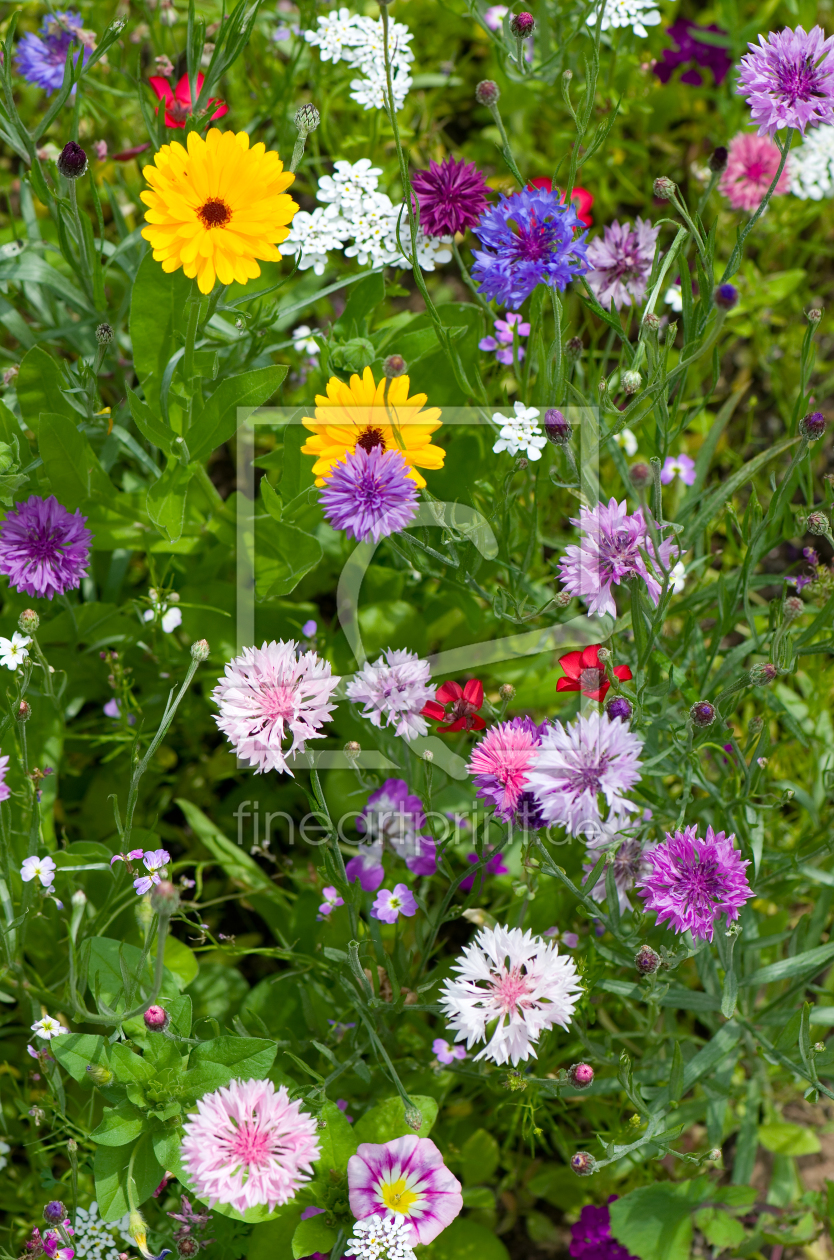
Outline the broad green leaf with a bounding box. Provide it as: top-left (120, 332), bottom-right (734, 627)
top-left (278, 421), bottom-right (317, 503)
top-left (430, 1219), bottom-right (509, 1260)
top-left (353, 1095), bottom-right (438, 1144)
top-left (50, 1033), bottom-right (108, 1083)
top-left (152, 1127), bottom-right (184, 1175)
top-left (248, 1207), bottom-right (306, 1260)
top-left (692, 1207), bottom-right (746, 1250)
top-left (0, 253), bottom-right (94, 314)
top-left (758, 1122), bottom-right (821, 1155)
top-left (292, 1215), bottom-right (336, 1260)
top-left (333, 269), bottom-right (385, 337)
top-left (146, 463), bottom-right (195, 542)
top-left (89, 1102), bottom-right (147, 1147)
top-left (17, 347), bottom-right (77, 433)
top-left (742, 942), bottom-right (834, 988)
top-left (129, 253), bottom-right (192, 411)
top-left (175, 798), bottom-right (284, 896)
top-left (108, 1043), bottom-right (153, 1084)
top-left (460, 1129), bottom-right (499, 1186)
top-left (255, 518), bottom-right (323, 600)
top-left (188, 365), bottom-right (287, 463)
top-left (156, 938), bottom-right (199, 989)
top-left (181, 1036), bottom-right (276, 1099)
top-left (609, 1179), bottom-right (712, 1260)
top-left (314, 1098), bottom-right (358, 1175)
top-left (462, 1186), bottom-right (496, 1209)
top-left (94, 1134), bottom-right (164, 1220)
top-left (85, 936), bottom-right (181, 1016)
top-left (38, 412), bottom-right (115, 509)
top-left (127, 384), bottom-right (176, 456)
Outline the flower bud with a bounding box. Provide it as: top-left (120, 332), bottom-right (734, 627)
top-left (808, 307), bottom-right (823, 325)
top-left (177, 1239), bottom-right (200, 1259)
top-left (714, 283), bottom-right (738, 310)
top-left (19, 609), bottom-right (39, 634)
top-left (807, 510), bottom-right (831, 536)
top-left (475, 79), bottom-right (500, 106)
top-left (689, 700), bottom-right (716, 728)
top-left (642, 312), bottom-right (660, 333)
top-left (564, 336), bottom-right (583, 361)
top-left (598, 377), bottom-right (608, 394)
top-left (71, 889), bottom-right (87, 907)
top-left (85, 1062), bottom-right (114, 1086)
top-left (499, 683), bottom-right (515, 700)
top-left (748, 716), bottom-right (764, 735)
top-left (597, 647), bottom-right (611, 662)
top-left (622, 370), bottom-right (642, 395)
top-left (316, 1116), bottom-right (328, 1130)
top-left (629, 462), bottom-right (652, 490)
top-left (3, 364), bottom-right (19, 385)
top-left (635, 944), bottom-right (661, 975)
top-left (749, 662), bottom-right (778, 686)
top-left (404, 1104), bottom-right (423, 1131)
top-left (707, 1147), bottom-right (722, 1161)
top-left (17, 701), bottom-right (31, 723)
top-left (543, 408), bottom-right (572, 446)
top-left (555, 590), bottom-right (573, 607)
top-left (128, 1212), bottom-right (148, 1250)
top-left (814, 1041), bottom-right (826, 1053)
top-left (568, 1062), bottom-right (594, 1089)
top-left (784, 596), bottom-right (804, 621)
top-left (383, 354), bottom-right (407, 378)
top-left (606, 696), bottom-right (632, 721)
top-left (570, 1151), bottom-right (597, 1176)
top-left (708, 146), bottom-right (728, 174)
top-left (150, 880), bottom-right (180, 915)
top-left (799, 411), bottom-right (826, 442)
top-left (190, 639), bottom-right (210, 662)
top-left (294, 103), bottom-right (320, 135)
top-left (653, 176), bottom-right (676, 200)
top-left (423, 749), bottom-right (434, 762)
top-left (757, 756), bottom-right (768, 767)
top-left (43, 1202), bottom-right (67, 1225)
top-left (57, 141), bottom-right (88, 180)
top-left (143, 1005), bottom-right (169, 1031)
top-left (95, 323), bottom-right (114, 346)
top-left (510, 11), bottom-right (535, 36)
top-left (344, 740), bottom-right (361, 761)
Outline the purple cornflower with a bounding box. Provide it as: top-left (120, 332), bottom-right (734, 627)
top-left (0, 495), bottom-right (92, 600)
top-left (319, 447), bottom-right (418, 544)
top-left (638, 825), bottom-right (754, 942)
top-left (479, 311), bottom-right (531, 365)
top-left (737, 25), bottom-right (834, 137)
top-left (654, 20), bottom-right (732, 87)
top-left (460, 849), bottom-right (509, 893)
top-left (660, 453), bottom-right (696, 486)
top-left (570, 1198), bottom-right (638, 1260)
top-left (557, 497), bottom-right (682, 620)
top-left (585, 218), bottom-right (659, 311)
top-left (471, 187), bottom-right (588, 307)
top-left (411, 155), bottom-right (490, 237)
top-left (526, 713), bottom-right (644, 838)
top-left (15, 11), bottom-right (93, 94)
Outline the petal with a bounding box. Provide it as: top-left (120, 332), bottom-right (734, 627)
top-left (558, 650), bottom-right (584, 679)
top-left (556, 678), bottom-right (580, 693)
top-left (421, 701), bottom-right (447, 721)
top-left (613, 665), bottom-right (633, 681)
top-left (580, 645), bottom-right (601, 669)
top-left (148, 76), bottom-right (174, 104)
top-left (463, 679), bottom-right (484, 707)
top-left (436, 681), bottom-right (463, 703)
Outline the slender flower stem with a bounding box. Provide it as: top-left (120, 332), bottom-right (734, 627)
top-left (451, 239), bottom-right (491, 317)
top-left (486, 101), bottom-right (525, 188)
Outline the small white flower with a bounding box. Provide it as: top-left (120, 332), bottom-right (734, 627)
top-left (587, 0), bottom-right (661, 38)
top-left (21, 855), bottom-right (57, 887)
top-left (665, 285), bottom-right (683, 312)
top-left (304, 10), bottom-right (413, 111)
top-left (161, 607), bottom-right (182, 634)
top-left (492, 402), bottom-right (547, 460)
top-left (31, 1014), bottom-right (64, 1040)
top-left (791, 125), bottom-right (834, 200)
top-left (0, 632), bottom-right (31, 671)
top-left (72, 1202), bottom-right (131, 1260)
top-left (613, 428), bottom-right (638, 456)
top-left (292, 325), bottom-right (320, 356)
top-left (670, 560), bottom-right (686, 593)
top-left (344, 1214), bottom-right (416, 1260)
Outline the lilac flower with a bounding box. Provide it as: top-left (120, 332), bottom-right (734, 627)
top-left (432, 1038), bottom-right (466, 1065)
top-left (460, 849), bottom-right (509, 893)
top-left (111, 848), bottom-right (145, 867)
top-left (654, 20), bottom-right (732, 87)
top-left (302, 619), bottom-right (317, 638)
top-left (318, 886), bottom-right (344, 918)
top-left (371, 884), bottom-right (418, 923)
top-left (336, 1098), bottom-right (354, 1123)
top-left (557, 497), bottom-right (683, 619)
top-left (21, 855), bottom-right (56, 888)
top-left (411, 155), bottom-right (490, 237)
top-left (0, 753), bottom-right (9, 804)
top-left (638, 825), bottom-right (754, 941)
top-left (526, 713), bottom-right (644, 837)
top-left (471, 187), bottom-right (588, 307)
top-left (347, 779), bottom-right (437, 890)
top-left (737, 26), bottom-right (834, 137)
top-left (543, 927), bottom-right (579, 948)
top-left (134, 849), bottom-right (171, 896)
top-left (479, 311), bottom-right (530, 365)
top-left (0, 495), bottom-right (92, 600)
top-left (660, 453), bottom-right (696, 485)
top-left (583, 837), bottom-right (656, 913)
top-left (346, 648), bottom-right (434, 741)
top-left (570, 1198), bottom-right (638, 1260)
top-left (15, 11), bottom-right (93, 94)
top-left (585, 218), bottom-right (659, 311)
top-left (319, 447), bottom-right (419, 544)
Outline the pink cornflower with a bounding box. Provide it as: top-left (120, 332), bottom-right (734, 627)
top-left (467, 717), bottom-right (544, 820)
top-left (432, 1038), bottom-right (466, 1065)
top-left (718, 132), bottom-right (792, 211)
top-left (318, 886), bottom-right (344, 918)
top-left (557, 497), bottom-right (682, 619)
top-left (411, 154), bottom-right (490, 237)
top-left (638, 825), bottom-right (754, 941)
top-left (181, 1077), bottom-right (320, 1213)
top-left (371, 884), bottom-right (418, 924)
top-left (737, 25), bottom-right (834, 137)
top-left (479, 311), bottom-right (531, 365)
top-left (347, 1135), bottom-right (463, 1245)
top-left (585, 218), bottom-right (659, 311)
top-left (212, 641), bottom-right (340, 776)
top-left (660, 453), bottom-right (697, 486)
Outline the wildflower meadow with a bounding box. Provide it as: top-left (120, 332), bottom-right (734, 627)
top-left (1, 0), bottom-right (834, 1258)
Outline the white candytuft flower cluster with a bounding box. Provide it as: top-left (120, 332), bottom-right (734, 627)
top-left (72, 1203), bottom-right (132, 1260)
top-left (587, 0), bottom-right (661, 38)
top-left (790, 124), bottom-right (834, 199)
top-left (304, 8), bottom-right (414, 111)
top-left (283, 159), bottom-right (452, 275)
top-left (344, 1214), bottom-right (416, 1260)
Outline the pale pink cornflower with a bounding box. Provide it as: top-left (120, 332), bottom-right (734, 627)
top-left (585, 217), bottom-right (659, 310)
top-left (737, 25), bottom-right (834, 137)
top-left (346, 649), bottom-right (434, 741)
top-left (439, 923), bottom-right (582, 1065)
top-left (181, 1077), bottom-right (320, 1213)
top-left (212, 641), bottom-right (340, 776)
top-left (718, 132), bottom-right (791, 211)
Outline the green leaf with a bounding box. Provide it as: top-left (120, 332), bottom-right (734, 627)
top-left (188, 365), bottom-right (287, 463)
top-left (291, 1215), bottom-right (336, 1260)
top-left (175, 798), bottom-right (285, 896)
top-left (181, 1036), bottom-right (276, 1099)
top-left (683, 435), bottom-right (798, 545)
top-left (742, 942), bottom-right (834, 988)
top-left (758, 1122), bottom-right (821, 1156)
top-left (84, 936), bottom-right (181, 1016)
top-left (462, 1186), bottom-right (496, 1209)
top-left (127, 385), bottom-right (176, 456)
top-left (146, 463), bottom-right (195, 543)
top-left (333, 270), bottom-right (385, 337)
top-left (0, 253), bottom-right (94, 315)
top-left (248, 1208), bottom-right (306, 1260)
top-left (692, 1207), bottom-right (746, 1250)
top-left (129, 253), bottom-right (193, 410)
top-left (94, 1135), bottom-right (164, 1221)
top-left (108, 1043), bottom-right (154, 1085)
top-left (314, 1099), bottom-right (358, 1175)
top-left (38, 412), bottom-right (115, 509)
top-left (50, 1033), bottom-right (108, 1083)
top-left (157, 938), bottom-right (199, 989)
top-left (17, 347), bottom-right (78, 433)
top-left (152, 1126), bottom-right (184, 1175)
top-left (669, 1041), bottom-right (684, 1105)
top-left (430, 1219), bottom-right (509, 1260)
top-left (609, 1180), bottom-right (712, 1260)
top-left (255, 517), bottom-right (323, 600)
top-left (460, 1129), bottom-right (499, 1186)
top-left (89, 1102), bottom-right (147, 1147)
top-left (352, 1095), bottom-right (438, 1144)
top-left (278, 422), bottom-right (317, 503)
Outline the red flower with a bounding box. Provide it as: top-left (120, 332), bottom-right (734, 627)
top-left (557, 645), bottom-right (632, 703)
top-left (148, 72), bottom-right (229, 129)
top-left (527, 176), bottom-right (594, 227)
top-left (422, 679), bottom-right (487, 732)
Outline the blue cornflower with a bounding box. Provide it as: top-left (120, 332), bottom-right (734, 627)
top-left (15, 11), bottom-right (92, 95)
top-left (470, 187), bottom-right (589, 307)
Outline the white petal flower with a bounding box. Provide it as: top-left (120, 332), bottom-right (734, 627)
top-left (346, 648), bottom-right (433, 741)
top-left (665, 284), bottom-right (683, 311)
top-left (0, 1139), bottom-right (9, 1172)
top-left (492, 402), bottom-right (547, 460)
top-left (613, 428), bottom-right (638, 456)
top-left (587, 0), bottom-right (661, 36)
top-left (72, 1202), bottom-right (132, 1260)
top-left (0, 632), bottom-right (31, 671)
top-left (21, 855), bottom-right (57, 887)
top-left (31, 1014), bottom-right (64, 1040)
top-left (439, 924), bottom-right (582, 1065)
top-left (161, 607), bottom-right (182, 633)
top-left (670, 560), bottom-right (686, 593)
top-left (292, 325), bottom-right (321, 356)
top-left (345, 1214), bottom-right (416, 1260)
top-left (304, 10), bottom-right (413, 111)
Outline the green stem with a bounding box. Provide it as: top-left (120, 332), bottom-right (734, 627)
top-left (182, 280), bottom-right (200, 398)
top-left (193, 461), bottom-right (225, 510)
top-left (487, 101), bottom-right (525, 188)
top-left (451, 240), bottom-right (490, 317)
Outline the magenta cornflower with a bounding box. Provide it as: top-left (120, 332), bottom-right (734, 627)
top-left (737, 25), bottom-right (834, 137)
top-left (638, 825), bottom-right (754, 941)
top-left (471, 186), bottom-right (589, 307)
top-left (411, 155), bottom-right (490, 237)
top-left (468, 716), bottom-right (547, 821)
top-left (557, 497), bottom-right (682, 619)
top-left (371, 884), bottom-right (418, 924)
top-left (654, 20), bottom-right (732, 87)
top-left (347, 1135), bottom-right (463, 1244)
top-left (585, 218), bottom-right (659, 311)
top-left (718, 132), bottom-right (792, 211)
top-left (180, 1077), bottom-right (320, 1213)
top-left (570, 1198), bottom-right (638, 1260)
top-left (0, 495), bottom-right (92, 600)
top-left (319, 447), bottom-right (419, 544)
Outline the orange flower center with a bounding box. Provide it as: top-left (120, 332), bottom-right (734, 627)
top-left (198, 197), bottom-right (232, 229)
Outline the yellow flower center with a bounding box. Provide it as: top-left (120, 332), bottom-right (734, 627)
top-left (380, 1179), bottom-right (418, 1215)
top-left (198, 197), bottom-right (232, 229)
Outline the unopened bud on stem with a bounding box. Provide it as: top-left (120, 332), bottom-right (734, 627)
top-left (475, 80), bottom-right (500, 107)
top-left (19, 609), bottom-right (39, 634)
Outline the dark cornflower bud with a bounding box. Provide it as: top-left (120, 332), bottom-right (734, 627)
top-left (643, 312), bottom-right (660, 333)
top-left (383, 354), bottom-right (407, 378)
top-left (475, 79), bottom-right (500, 106)
top-left (653, 176), bottom-right (676, 200)
top-left (510, 11), bottom-right (536, 36)
top-left (43, 1203), bottom-right (67, 1226)
top-left (807, 510), bottom-right (831, 536)
top-left (17, 701), bottom-right (31, 723)
top-left (799, 411), bottom-right (826, 442)
top-left (749, 662), bottom-right (778, 686)
top-left (95, 323), bottom-right (114, 345)
top-left (629, 462), bottom-right (653, 490)
top-left (564, 336), bottom-right (583, 361)
top-left (690, 700), bottom-right (716, 728)
top-left (606, 696), bottom-right (632, 721)
top-left (543, 408), bottom-right (572, 446)
top-left (784, 596), bottom-right (804, 621)
top-left (294, 103), bottom-right (320, 135)
top-left (190, 639), bottom-right (210, 661)
top-left (708, 146), bottom-right (728, 174)
top-left (635, 944), bottom-right (661, 975)
top-left (570, 1151), bottom-right (597, 1176)
top-left (176, 1240), bottom-right (200, 1259)
top-left (568, 1063), bottom-right (594, 1089)
top-left (499, 683), bottom-right (516, 700)
top-left (18, 609), bottom-right (39, 634)
top-left (57, 141), bottom-right (88, 180)
top-left (143, 1005), bottom-right (169, 1031)
top-left (807, 307), bottom-right (823, 325)
top-left (714, 283), bottom-right (738, 310)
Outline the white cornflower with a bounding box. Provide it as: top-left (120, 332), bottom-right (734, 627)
top-left (346, 648), bottom-right (433, 742)
top-left (73, 1203), bottom-right (133, 1260)
top-left (345, 1215), bottom-right (416, 1260)
top-left (614, 428), bottom-right (638, 456)
top-left (790, 125), bottom-right (834, 200)
top-left (21, 855), bottom-right (57, 887)
top-left (439, 924), bottom-right (582, 1066)
top-left (31, 1014), bottom-right (64, 1040)
top-left (670, 560), bottom-right (686, 593)
top-left (0, 632), bottom-right (31, 671)
top-left (587, 0), bottom-right (661, 38)
top-left (292, 325), bottom-right (321, 356)
top-left (492, 402), bottom-right (548, 460)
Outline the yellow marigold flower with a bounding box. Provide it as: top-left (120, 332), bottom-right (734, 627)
top-left (301, 367), bottom-right (444, 488)
top-left (140, 128), bottom-right (298, 295)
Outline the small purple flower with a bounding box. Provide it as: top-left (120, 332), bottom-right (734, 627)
top-left (111, 848), bottom-right (144, 867)
top-left (460, 849), bottom-right (509, 893)
top-left (432, 1038), bottom-right (466, 1065)
top-left (319, 447), bottom-right (419, 544)
top-left (660, 453), bottom-right (696, 486)
top-left (411, 155), bottom-right (490, 237)
top-left (737, 25), bottom-right (834, 136)
top-left (479, 311), bottom-right (531, 365)
top-left (348, 779), bottom-right (437, 887)
top-left (15, 11), bottom-right (93, 94)
top-left (543, 927), bottom-right (580, 948)
top-left (371, 883), bottom-right (418, 924)
top-left (585, 218), bottom-right (659, 311)
top-left (345, 850), bottom-right (386, 892)
top-left (336, 1099), bottom-right (354, 1123)
top-left (0, 753), bottom-right (9, 804)
top-left (318, 886), bottom-right (344, 918)
top-left (133, 849), bottom-right (170, 896)
top-left (0, 495), bottom-right (92, 600)
top-left (471, 187), bottom-right (589, 308)
top-left (654, 20), bottom-right (732, 87)
top-left (570, 1198), bottom-right (638, 1260)
top-left (300, 1207), bottom-right (326, 1222)
top-left (301, 620), bottom-right (317, 638)
top-left (638, 825), bottom-right (754, 941)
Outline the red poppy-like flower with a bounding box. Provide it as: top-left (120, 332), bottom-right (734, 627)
top-left (148, 72), bottom-right (229, 129)
top-left (557, 645), bottom-right (632, 702)
top-left (527, 176), bottom-right (594, 227)
top-left (422, 679), bottom-right (487, 732)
